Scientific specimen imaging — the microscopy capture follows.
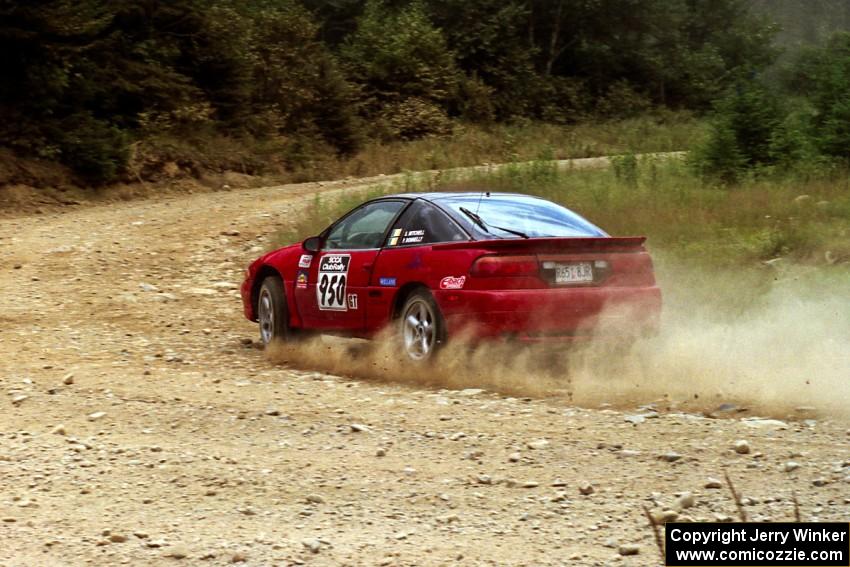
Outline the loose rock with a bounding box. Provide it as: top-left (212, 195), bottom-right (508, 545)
top-left (742, 418), bottom-right (788, 430)
top-left (164, 545), bottom-right (189, 559)
top-left (654, 510), bottom-right (679, 523)
top-left (659, 452), bottom-right (682, 463)
top-left (458, 388), bottom-right (485, 397)
top-left (677, 492), bottom-right (695, 510)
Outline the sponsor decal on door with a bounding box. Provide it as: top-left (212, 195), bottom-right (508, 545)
top-left (298, 254), bottom-right (313, 268)
top-left (317, 254), bottom-right (350, 311)
top-left (295, 270), bottom-right (308, 289)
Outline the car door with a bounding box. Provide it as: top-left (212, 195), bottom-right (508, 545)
top-left (294, 199), bottom-right (407, 331)
top-left (367, 200), bottom-right (470, 331)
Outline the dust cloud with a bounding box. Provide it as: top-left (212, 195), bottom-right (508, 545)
top-left (267, 266), bottom-right (850, 419)
top-left (571, 281), bottom-right (850, 417)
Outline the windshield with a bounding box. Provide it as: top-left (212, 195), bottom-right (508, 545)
top-left (435, 194), bottom-right (607, 238)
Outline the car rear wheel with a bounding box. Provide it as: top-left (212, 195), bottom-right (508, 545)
top-left (399, 290), bottom-right (445, 362)
top-left (257, 276), bottom-right (291, 345)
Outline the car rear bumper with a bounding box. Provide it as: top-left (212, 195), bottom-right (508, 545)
top-left (434, 286), bottom-right (661, 340)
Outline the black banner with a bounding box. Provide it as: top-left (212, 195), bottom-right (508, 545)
top-left (665, 523), bottom-right (849, 566)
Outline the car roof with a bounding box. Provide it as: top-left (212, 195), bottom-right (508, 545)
top-left (376, 190), bottom-right (608, 239)
top-left (377, 191), bottom-right (546, 203)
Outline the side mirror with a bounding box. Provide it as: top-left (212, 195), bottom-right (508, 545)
top-left (302, 236), bottom-right (322, 253)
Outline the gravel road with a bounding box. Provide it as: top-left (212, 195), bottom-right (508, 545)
top-left (1, 173), bottom-right (848, 566)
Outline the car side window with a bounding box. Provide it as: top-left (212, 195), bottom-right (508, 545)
top-left (325, 200), bottom-right (406, 250)
top-left (386, 200), bottom-right (468, 247)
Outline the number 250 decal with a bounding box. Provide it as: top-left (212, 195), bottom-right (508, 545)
top-left (317, 254), bottom-right (351, 311)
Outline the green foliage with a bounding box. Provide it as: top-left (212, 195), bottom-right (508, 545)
top-left (456, 75), bottom-right (497, 123)
top-left (447, 157), bottom-right (850, 269)
top-left (378, 98), bottom-right (453, 141)
top-left (691, 120), bottom-right (747, 183)
top-left (692, 28), bottom-right (850, 179)
top-left (611, 153), bottom-right (639, 187)
top-left (241, 1), bottom-right (362, 153)
top-left (55, 113), bottom-right (130, 184)
top-left (0, 0), bottom-right (788, 183)
top-left (0, 0), bottom-right (361, 182)
top-left (340, 1), bottom-right (460, 114)
top-left (749, 0), bottom-right (850, 49)
top-left (690, 79), bottom-right (790, 182)
top-left (595, 81), bottom-right (653, 119)
top-left (432, 0), bottom-right (775, 116)
top-left (427, 0), bottom-right (541, 119)
top-left (791, 32), bottom-right (850, 159)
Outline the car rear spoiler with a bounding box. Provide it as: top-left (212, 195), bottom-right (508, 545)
top-left (431, 236), bottom-right (647, 253)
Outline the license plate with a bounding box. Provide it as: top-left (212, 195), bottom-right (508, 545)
top-left (555, 262), bottom-right (593, 284)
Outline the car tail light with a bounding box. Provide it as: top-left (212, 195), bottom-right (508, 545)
top-left (470, 255), bottom-right (539, 277)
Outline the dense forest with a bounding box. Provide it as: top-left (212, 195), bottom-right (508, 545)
top-left (0, 0), bottom-right (848, 184)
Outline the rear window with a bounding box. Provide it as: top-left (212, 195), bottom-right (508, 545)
top-left (435, 194), bottom-right (607, 238)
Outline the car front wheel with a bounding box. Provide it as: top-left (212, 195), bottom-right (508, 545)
top-left (257, 276), bottom-right (290, 345)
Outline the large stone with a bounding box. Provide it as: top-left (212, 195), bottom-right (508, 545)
top-left (164, 544), bottom-right (189, 559)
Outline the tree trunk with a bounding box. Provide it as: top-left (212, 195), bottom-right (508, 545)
top-left (545, 0), bottom-right (563, 75)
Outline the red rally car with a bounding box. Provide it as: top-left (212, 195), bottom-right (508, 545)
top-left (241, 192), bottom-right (661, 361)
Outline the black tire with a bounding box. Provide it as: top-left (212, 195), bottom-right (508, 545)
top-left (257, 276), bottom-right (292, 345)
top-left (398, 290), bottom-right (446, 363)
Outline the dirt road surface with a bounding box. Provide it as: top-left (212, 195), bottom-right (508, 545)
top-left (1, 175), bottom-right (848, 566)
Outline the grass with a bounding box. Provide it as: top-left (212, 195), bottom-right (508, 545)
top-left (441, 155), bottom-right (850, 314)
top-left (330, 111), bottom-right (703, 179)
top-left (282, 154), bottom-right (850, 267)
top-left (446, 155), bottom-right (850, 266)
top-left (140, 111), bottom-right (704, 185)
top-left (274, 154), bottom-right (850, 317)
